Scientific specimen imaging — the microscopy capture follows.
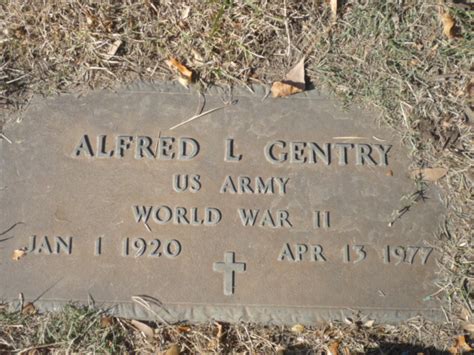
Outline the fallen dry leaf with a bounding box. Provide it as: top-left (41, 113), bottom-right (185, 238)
top-left (291, 323), bottom-right (305, 333)
top-left (215, 321), bottom-right (224, 341)
top-left (11, 248), bottom-right (27, 261)
top-left (131, 319), bottom-right (154, 339)
top-left (284, 57), bottom-right (305, 87)
top-left (177, 325), bottom-right (191, 333)
top-left (192, 49), bottom-right (205, 66)
top-left (100, 315), bottom-right (114, 328)
top-left (85, 16), bottom-right (94, 26)
top-left (460, 306), bottom-right (471, 322)
top-left (328, 341), bottom-right (340, 355)
top-left (457, 335), bottom-right (473, 352)
top-left (165, 344), bottom-right (180, 355)
top-left (166, 57), bottom-right (194, 83)
top-left (177, 76), bottom-right (190, 89)
top-left (271, 81), bottom-right (303, 98)
top-left (410, 167), bottom-right (448, 181)
top-left (449, 335), bottom-right (473, 354)
top-left (204, 322), bottom-right (225, 350)
top-left (21, 302), bottom-right (36, 315)
top-left (181, 5), bottom-right (190, 20)
top-left (441, 13), bottom-right (456, 39)
top-left (467, 78), bottom-right (474, 98)
top-left (207, 339), bottom-right (219, 351)
top-left (271, 57), bottom-right (305, 98)
top-left (343, 317), bottom-right (353, 325)
top-left (363, 319), bottom-right (375, 328)
top-left (104, 39), bottom-right (122, 60)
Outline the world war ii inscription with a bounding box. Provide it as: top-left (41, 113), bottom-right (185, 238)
top-left (0, 84), bottom-right (444, 323)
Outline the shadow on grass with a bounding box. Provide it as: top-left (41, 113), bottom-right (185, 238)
top-left (284, 343), bottom-right (451, 355)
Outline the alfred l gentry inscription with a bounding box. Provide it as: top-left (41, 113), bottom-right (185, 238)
top-left (0, 83), bottom-right (444, 323)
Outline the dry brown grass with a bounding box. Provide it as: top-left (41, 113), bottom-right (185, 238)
top-left (0, 0), bottom-right (473, 353)
top-left (0, 305), bottom-right (460, 353)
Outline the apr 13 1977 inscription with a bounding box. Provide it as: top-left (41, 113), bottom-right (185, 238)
top-left (0, 84), bottom-right (444, 323)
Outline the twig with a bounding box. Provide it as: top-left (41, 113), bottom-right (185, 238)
top-left (131, 295), bottom-right (170, 325)
top-left (195, 91), bottom-right (206, 116)
top-left (144, 222), bottom-right (152, 233)
top-left (388, 182), bottom-right (427, 227)
top-left (283, 0), bottom-right (291, 58)
top-left (169, 105), bottom-right (227, 130)
top-left (0, 222), bottom-right (23, 236)
top-left (6, 74), bottom-right (29, 85)
top-left (18, 342), bottom-right (65, 354)
top-left (18, 293), bottom-right (24, 313)
top-left (0, 133), bottom-right (12, 144)
top-left (332, 136), bottom-right (367, 140)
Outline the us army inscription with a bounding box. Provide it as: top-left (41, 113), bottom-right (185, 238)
top-left (0, 83), bottom-right (444, 323)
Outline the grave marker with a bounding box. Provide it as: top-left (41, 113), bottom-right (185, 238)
top-left (0, 83), bottom-right (444, 323)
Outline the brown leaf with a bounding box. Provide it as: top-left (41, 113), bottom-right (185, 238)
top-left (181, 6), bottom-right (191, 20)
top-left (291, 323), bottom-right (305, 333)
top-left (85, 15), bottom-right (94, 26)
top-left (343, 317), bottom-right (353, 325)
top-left (449, 335), bottom-right (473, 354)
top-left (21, 302), bottom-right (36, 315)
top-left (11, 248), bottom-right (27, 261)
top-left (192, 49), bottom-right (205, 66)
top-left (165, 344), bottom-right (180, 355)
top-left (177, 325), bottom-right (191, 333)
top-left (177, 76), bottom-right (190, 89)
top-left (441, 13), bottom-right (456, 39)
top-left (271, 58), bottom-right (305, 98)
top-left (285, 57), bottom-right (305, 87)
top-left (363, 319), bottom-right (375, 328)
top-left (131, 319), bottom-right (154, 339)
top-left (100, 315), bottom-right (114, 328)
top-left (467, 78), bottom-right (474, 98)
top-left (271, 81), bottom-right (303, 98)
top-left (410, 167), bottom-right (448, 181)
top-left (215, 321), bottom-right (224, 341)
top-left (457, 335), bottom-right (473, 351)
top-left (207, 339), bottom-right (219, 351)
top-left (328, 341), bottom-right (340, 355)
top-left (104, 39), bottom-right (122, 60)
top-left (166, 57), bottom-right (194, 82)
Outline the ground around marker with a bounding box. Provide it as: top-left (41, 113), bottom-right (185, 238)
top-left (0, 1), bottom-right (472, 353)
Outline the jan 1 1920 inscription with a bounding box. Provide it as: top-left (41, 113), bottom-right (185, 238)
top-left (0, 83), bottom-right (444, 323)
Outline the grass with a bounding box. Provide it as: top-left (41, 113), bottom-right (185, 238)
top-left (0, 304), bottom-right (134, 353)
top-left (0, 0), bottom-right (472, 352)
top-left (0, 304), bottom-right (460, 353)
top-left (308, 2), bottom-right (473, 325)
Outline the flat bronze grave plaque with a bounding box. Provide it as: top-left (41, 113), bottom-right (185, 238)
top-left (0, 83), bottom-right (444, 323)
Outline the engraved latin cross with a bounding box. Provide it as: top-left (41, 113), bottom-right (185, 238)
top-left (213, 252), bottom-right (246, 296)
